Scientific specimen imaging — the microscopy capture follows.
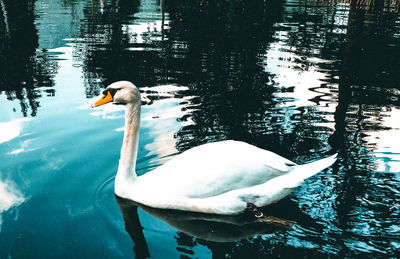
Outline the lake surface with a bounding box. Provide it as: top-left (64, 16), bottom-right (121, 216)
top-left (1, 0), bottom-right (400, 257)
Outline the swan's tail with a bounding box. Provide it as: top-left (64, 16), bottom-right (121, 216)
top-left (285, 154), bottom-right (337, 188)
top-left (231, 153), bottom-right (338, 210)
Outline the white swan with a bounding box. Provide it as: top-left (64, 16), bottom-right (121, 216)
top-left (92, 81), bottom-right (337, 215)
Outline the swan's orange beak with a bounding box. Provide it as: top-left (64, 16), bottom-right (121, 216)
top-left (92, 91), bottom-right (113, 108)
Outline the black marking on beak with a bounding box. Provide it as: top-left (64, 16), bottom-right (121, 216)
top-left (102, 88), bottom-right (119, 98)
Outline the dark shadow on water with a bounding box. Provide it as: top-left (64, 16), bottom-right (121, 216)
top-left (116, 195), bottom-right (328, 258)
top-left (116, 196), bottom-right (150, 259)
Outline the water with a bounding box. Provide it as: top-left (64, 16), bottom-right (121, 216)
top-left (1, 0), bottom-right (400, 257)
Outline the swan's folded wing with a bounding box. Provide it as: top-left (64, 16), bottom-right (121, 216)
top-left (140, 140), bottom-right (297, 199)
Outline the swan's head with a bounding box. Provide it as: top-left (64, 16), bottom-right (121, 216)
top-left (91, 81), bottom-right (141, 108)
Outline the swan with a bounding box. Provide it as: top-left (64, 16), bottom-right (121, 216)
top-left (92, 81), bottom-right (337, 215)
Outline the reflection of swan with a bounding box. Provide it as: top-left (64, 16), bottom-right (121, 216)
top-left (116, 196), bottom-right (303, 244)
top-left (116, 197), bottom-right (150, 259)
top-left (92, 81), bottom-right (337, 215)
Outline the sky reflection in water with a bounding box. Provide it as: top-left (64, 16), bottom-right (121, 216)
top-left (0, 0), bottom-right (400, 257)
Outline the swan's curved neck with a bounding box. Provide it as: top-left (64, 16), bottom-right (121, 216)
top-left (116, 103), bottom-right (141, 184)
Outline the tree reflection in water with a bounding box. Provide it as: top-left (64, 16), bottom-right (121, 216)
top-left (330, 1), bottom-right (400, 255)
top-left (0, 0), bottom-right (57, 117)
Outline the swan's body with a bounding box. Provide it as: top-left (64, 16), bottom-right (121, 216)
top-left (93, 81), bottom-right (337, 215)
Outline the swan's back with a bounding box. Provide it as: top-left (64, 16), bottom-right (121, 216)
top-left (137, 140), bottom-right (296, 199)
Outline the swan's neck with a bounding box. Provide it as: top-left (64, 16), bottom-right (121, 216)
top-left (116, 103), bottom-right (141, 185)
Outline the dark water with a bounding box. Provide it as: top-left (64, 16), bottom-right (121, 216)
top-left (1, 0), bottom-right (400, 257)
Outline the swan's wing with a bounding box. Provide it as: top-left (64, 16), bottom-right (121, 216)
top-left (139, 140), bottom-right (297, 199)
